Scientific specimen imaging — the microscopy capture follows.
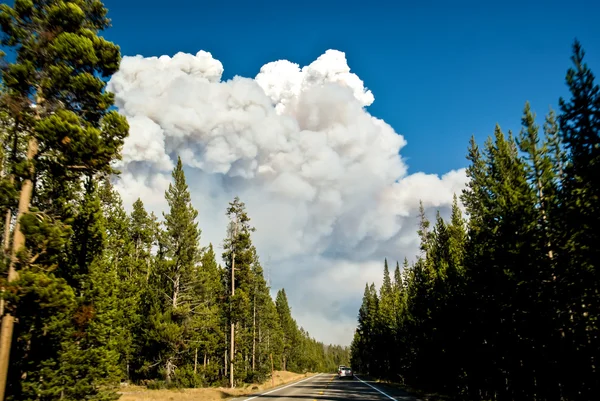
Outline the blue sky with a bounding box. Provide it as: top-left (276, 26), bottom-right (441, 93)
top-left (99, 0), bottom-right (600, 176)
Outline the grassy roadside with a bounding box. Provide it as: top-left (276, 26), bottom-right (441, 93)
top-left (118, 371), bottom-right (316, 401)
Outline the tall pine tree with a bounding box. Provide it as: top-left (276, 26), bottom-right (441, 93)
top-left (0, 0), bottom-right (128, 398)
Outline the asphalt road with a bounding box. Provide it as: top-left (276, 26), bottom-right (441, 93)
top-left (232, 373), bottom-right (420, 401)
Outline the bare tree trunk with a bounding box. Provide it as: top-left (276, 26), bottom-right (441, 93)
top-left (146, 256), bottom-right (151, 283)
top-left (0, 136), bottom-right (38, 401)
top-left (258, 324), bottom-right (262, 370)
top-left (172, 274), bottom-right (180, 308)
top-left (270, 353), bottom-right (274, 387)
top-left (252, 294), bottom-right (256, 371)
top-left (165, 358), bottom-right (174, 384)
top-left (258, 325), bottom-right (262, 347)
top-left (135, 237), bottom-right (140, 261)
top-left (535, 177), bottom-right (554, 261)
top-left (204, 352), bottom-right (207, 369)
top-left (194, 348), bottom-right (198, 375)
top-left (230, 251), bottom-right (235, 388)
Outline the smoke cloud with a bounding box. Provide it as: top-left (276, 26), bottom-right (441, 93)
top-left (107, 49), bottom-right (467, 345)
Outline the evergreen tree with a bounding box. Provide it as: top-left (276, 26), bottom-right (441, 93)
top-left (248, 249), bottom-right (275, 380)
top-left (556, 39), bottom-right (600, 399)
top-left (376, 259), bottom-right (394, 377)
top-left (154, 156), bottom-right (202, 384)
top-left (0, 0), bottom-right (128, 399)
top-left (99, 180), bottom-right (141, 383)
top-left (543, 108), bottom-right (565, 181)
top-left (350, 41), bottom-right (600, 401)
top-left (275, 289), bottom-right (297, 372)
top-left (222, 196), bottom-right (255, 387)
top-left (59, 180), bottom-right (121, 401)
top-left (129, 197), bottom-right (156, 281)
top-left (190, 243), bottom-right (224, 385)
top-left (0, 1), bottom-right (349, 397)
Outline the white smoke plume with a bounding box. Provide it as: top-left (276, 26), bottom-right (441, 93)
top-left (107, 49), bottom-right (468, 345)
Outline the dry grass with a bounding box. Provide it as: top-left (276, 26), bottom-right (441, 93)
top-left (118, 371), bottom-right (315, 401)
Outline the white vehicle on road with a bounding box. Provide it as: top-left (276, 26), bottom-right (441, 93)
top-left (338, 366), bottom-right (354, 379)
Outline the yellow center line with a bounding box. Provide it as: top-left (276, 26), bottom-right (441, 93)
top-left (316, 374), bottom-right (335, 396)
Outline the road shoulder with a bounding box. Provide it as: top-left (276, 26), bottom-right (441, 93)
top-left (118, 371), bottom-right (319, 401)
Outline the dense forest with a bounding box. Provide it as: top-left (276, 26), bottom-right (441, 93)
top-left (350, 41), bottom-right (600, 401)
top-left (0, 1), bottom-right (349, 400)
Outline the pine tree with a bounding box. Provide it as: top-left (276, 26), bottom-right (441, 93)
top-left (543, 108), bottom-right (565, 182)
top-left (222, 196), bottom-right (255, 387)
top-left (0, 1), bottom-right (128, 398)
top-left (517, 102), bottom-right (557, 260)
top-left (190, 243), bottom-right (224, 385)
top-left (130, 198), bottom-right (156, 281)
top-left (155, 156), bottom-right (202, 384)
top-left (556, 39), bottom-right (600, 399)
top-left (0, 1), bottom-right (349, 396)
top-left (125, 198), bottom-right (160, 383)
top-left (447, 194), bottom-right (466, 273)
top-left (376, 259), bottom-right (394, 377)
top-left (275, 289), bottom-right (297, 372)
top-left (59, 180), bottom-right (121, 401)
top-left (350, 42), bottom-right (600, 401)
top-left (350, 284), bottom-right (371, 374)
top-left (99, 180), bottom-right (141, 383)
top-left (247, 248), bottom-right (276, 380)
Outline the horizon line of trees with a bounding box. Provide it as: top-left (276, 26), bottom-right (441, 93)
top-left (0, 1), bottom-right (349, 400)
top-left (350, 39), bottom-right (600, 401)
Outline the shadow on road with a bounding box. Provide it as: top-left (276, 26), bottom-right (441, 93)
top-left (230, 374), bottom-right (418, 401)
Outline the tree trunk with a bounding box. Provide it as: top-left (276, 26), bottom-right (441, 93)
top-left (535, 176), bottom-right (554, 261)
top-left (230, 249), bottom-right (235, 388)
top-left (165, 358), bottom-right (174, 384)
top-left (252, 294), bottom-right (256, 371)
top-left (204, 352), bottom-right (207, 369)
top-left (146, 255), bottom-right (151, 283)
top-left (172, 274), bottom-right (180, 308)
top-left (0, 197), bottom-right (11, 318)
top-left (135, 237), bottom-right (140, 261)
top-left (270, 353), bottom-right (274, 387)
top-left (3, 209), bottom-right (11, 253)
top-left (0, 317), bottom-right (14, 401)
top-left (0, 121), bottom-right (18, 318)
top-left (0, 136), bottom-right (39, 401)
top-left (194, 348), bottom-right (198, 375)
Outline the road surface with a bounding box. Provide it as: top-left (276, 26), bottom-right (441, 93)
top-left (232, 373), bottom-right (420, 401)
